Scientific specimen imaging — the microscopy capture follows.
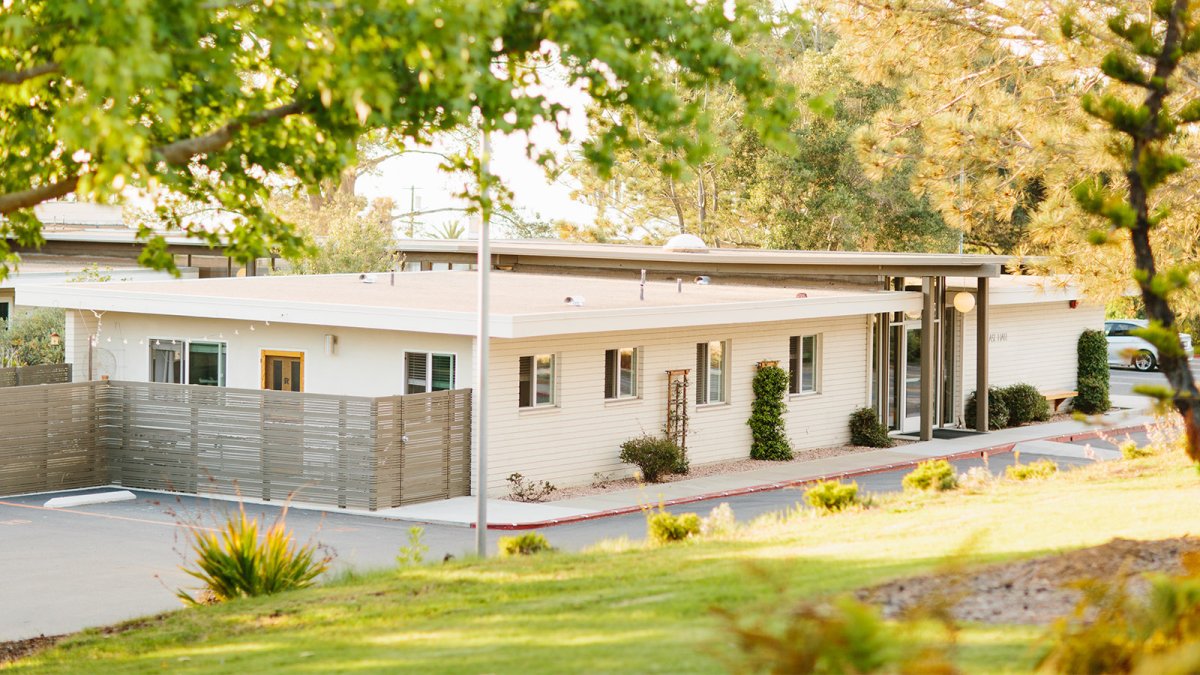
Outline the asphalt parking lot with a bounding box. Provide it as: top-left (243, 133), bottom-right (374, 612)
top-left (0, 429), bottom-right (1141, 642)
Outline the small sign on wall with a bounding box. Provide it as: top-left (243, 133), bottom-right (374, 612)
top-left (989, 332), bottom-right (1008, 344)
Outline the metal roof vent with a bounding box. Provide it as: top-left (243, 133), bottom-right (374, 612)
top-left (662, 233), bottom-right (708, 253)
top-left (564, 296), bottom-right (586, 306)
top-left (359, 273), bottom-right (377, 284)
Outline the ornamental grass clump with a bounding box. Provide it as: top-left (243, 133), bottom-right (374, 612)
top-left (902, 459), bottom-right (959, 492)
top-left (646, 509), bottom-right (701, 544)
top-left (177, 504), bottom-right (331, 605)
top-left (804, 480), bottom-right (861, 513)
top-left (748, 365), bottom-right (793, 460)
top-left (1005, 456), bottom-right (1058, 481)
top-left (498, 531), bottom-right (553, 557)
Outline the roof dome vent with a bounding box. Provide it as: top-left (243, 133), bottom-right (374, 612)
top-left (662, 233), bottom-right (708, 253)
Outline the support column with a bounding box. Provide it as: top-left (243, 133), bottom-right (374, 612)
top-left (976, 277), bottom-right (990, 432)
top-left (920, 277), bottom-right (935, 441)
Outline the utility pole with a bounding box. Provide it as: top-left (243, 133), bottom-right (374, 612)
top-left (475, 129), bottom-right (491, 558)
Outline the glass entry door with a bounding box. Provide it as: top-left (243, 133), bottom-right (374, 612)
top-left (887, 321), bottom-right (923, 433)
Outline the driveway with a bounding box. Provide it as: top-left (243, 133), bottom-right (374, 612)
top-left (1109, 362), bottom-right (1200, 397)
top-left (0, 439), bottom-right (1134, 643)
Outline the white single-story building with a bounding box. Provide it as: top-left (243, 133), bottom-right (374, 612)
top-left (21, 260), bottom-right (1102, 492)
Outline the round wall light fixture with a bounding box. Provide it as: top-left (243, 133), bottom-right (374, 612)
top-left (953, 291), bottom-right (977, 314)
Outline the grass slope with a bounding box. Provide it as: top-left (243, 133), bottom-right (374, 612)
top-left (11, 454), bottom-right (1198, 674)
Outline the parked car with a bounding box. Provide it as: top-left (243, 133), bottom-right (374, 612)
top-left (1104, 319), bottom-right (1194, 371)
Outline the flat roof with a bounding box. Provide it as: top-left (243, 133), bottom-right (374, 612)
top-left (20, 271), bottom-right (922, 338)
top-left (394, 239), bottom-right (1013, 277)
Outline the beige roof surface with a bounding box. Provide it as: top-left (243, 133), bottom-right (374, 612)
top-left (87, 271), bottom-right (858, 312)
top-left (25, 271), bottom-right (922, 338)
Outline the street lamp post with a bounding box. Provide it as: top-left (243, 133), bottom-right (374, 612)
top-left (475, 129), bottom-right (491, 557)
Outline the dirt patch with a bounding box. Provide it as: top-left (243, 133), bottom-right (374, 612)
top-left (525, 443), bottom-right (908, 503)
top-left (0, 634), bottom-right (63, 665)
top-left (858, 537), bottom-right (1200, 625)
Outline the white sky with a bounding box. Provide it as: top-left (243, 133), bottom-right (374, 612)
top-left (356, 75), bottom-right (599, 238)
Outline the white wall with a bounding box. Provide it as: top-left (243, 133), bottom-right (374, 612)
top-left (483, 315), bottom-right (872, 492)
top-left (63, 311), bottom-right (474, 397)
top-left (957, 300), bottom-right (1105, 422)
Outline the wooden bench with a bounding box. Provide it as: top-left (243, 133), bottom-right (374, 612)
top-left (1043, 390), bottom-right (1078, 413)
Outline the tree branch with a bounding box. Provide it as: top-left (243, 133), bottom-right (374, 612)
top-left (0, 62), bottom-right (59, 85)
top-left (0, 100), bottom-right (310, 216)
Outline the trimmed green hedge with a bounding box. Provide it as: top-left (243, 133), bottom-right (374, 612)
top-left (964, 387), bottom-right (1010, 430)
top-left (1075, 330), bottom-right (1111, 414)
top-left (748, 365), bottom-right (793, 460)
top-left (849, 407), bottom-right (893, 448)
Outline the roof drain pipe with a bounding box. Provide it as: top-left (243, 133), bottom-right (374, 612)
top-left (640, 269), bottom-right (646, 301)
top-left (475, 128), bottom-right (491, 557)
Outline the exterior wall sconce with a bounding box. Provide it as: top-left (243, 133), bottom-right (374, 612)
top-left (953, 291), bottom-right (977, 314)
top-left (49, 331), bottom-right (61, 346)
top-left (1069, 299), bottom-right (1079, 309)
top-left (324, 334), bottom-right (338, 356)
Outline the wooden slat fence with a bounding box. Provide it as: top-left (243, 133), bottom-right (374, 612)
top-left (0, 381), bottom-right (105, 494)
top-left (0, 363), bottom-right (72, 387)
top-left (1, 381), bottom-right (471, 510)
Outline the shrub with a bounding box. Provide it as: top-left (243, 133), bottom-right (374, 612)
top-left (1120, 439), bottom-right (1154, 459)
top-left (849, 407), bottom-right (893, 448)
top-left (507, 472), bottom-right (557, 502)
top-left (1006, 457), bottom-right (1058, 481)
top-left (176, 505), bottom-right (331, 605)
top-left (396, 526), bottom-right (428, 567)
top-left (804, 480), bottom-right (860, 513)
top-left (1076, 329), bottom-right (1111, 414)
top-left (717, 594), bottom-right (958, 674)
top-left (1001, 383), bottom-right (1051, 425)
top-left (498, 531), bottom-right (553, 557)
top-left (646, 509), bottom-right (701, 544)
top-left (964, 387), bottom-right (1010, 429)
top-left (957, 466), bottom-right (995, 493)
top-left (0, 307), bottom-right (65, 367)
top-left (748, 365), bottom-right (793, 460)
top-left (902, 459), bottom-right (958, 492)
top-left (700, 502), bottom-right (737, 538)
top-left (619, 435), bottom-right (687, 482)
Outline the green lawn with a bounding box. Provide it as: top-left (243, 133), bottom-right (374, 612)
top-left (11, 453), bottom-right (1198, 674)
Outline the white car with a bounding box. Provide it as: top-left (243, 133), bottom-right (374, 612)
top-left (1105, 319), bottom-right (1194, 371)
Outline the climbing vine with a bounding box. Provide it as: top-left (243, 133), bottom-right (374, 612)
top-left (748, 364), bottom-right (793, 461)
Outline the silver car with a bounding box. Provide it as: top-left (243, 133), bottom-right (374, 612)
top-left (1105, 319), bottom-right (1195, 371)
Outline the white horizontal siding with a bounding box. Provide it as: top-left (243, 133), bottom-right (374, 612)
top-left (957, 301), bottom-right (1104, 421)
top-left (483, 316), bottom-right (871, 491)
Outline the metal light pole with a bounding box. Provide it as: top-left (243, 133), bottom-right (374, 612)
top-left (475, 129), bottom-right (491, 557)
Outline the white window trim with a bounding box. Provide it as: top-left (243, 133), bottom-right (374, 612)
top-left (697, 340), bottom-right (729, 407)
top-left (790, 334), bottom-right (821, 397)
top-left (148, 337), bottom-right (228, 386)
top-left (404, 351), bottom-right (458, 394)
top-left (520, 353), bottom-right (558, 409)
top-left (605, 346), bottom-right (641, 401)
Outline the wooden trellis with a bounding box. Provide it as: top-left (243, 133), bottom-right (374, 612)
top-left (665, 369), bottom-right (689, 453)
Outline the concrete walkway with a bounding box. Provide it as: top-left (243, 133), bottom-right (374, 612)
top-left (385, 401), bottom-right (1155, 529)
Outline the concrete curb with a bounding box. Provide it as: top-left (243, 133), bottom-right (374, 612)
top-left (478, 422), bottom-right (1151, 530)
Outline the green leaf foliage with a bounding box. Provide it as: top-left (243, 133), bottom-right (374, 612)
top-left (964, 387), bottom-right (1011, 430)
top-left (619, 435), bottom-right (687, 483)
top-left (0, 307), bottom-right (64, 367)
top-left (748, 365), bottom-right (792, 461)
top-left (0, 0), bottom-right (797, 280)
top-left (1000, 383), bottom-right (1052, 425)
top-left (848, 407), bottom-right (894, 448)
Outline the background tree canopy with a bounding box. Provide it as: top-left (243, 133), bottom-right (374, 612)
top-left (0, 0), bottom-right (798, 280)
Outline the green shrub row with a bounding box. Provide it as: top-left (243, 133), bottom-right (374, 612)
top-left (964, 382), bottom-right (1051, 429)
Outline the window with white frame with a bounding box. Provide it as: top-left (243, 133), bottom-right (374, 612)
top-left (518, 354), bottom-right (556, 408)
top-left (789, 335), bottom-right (819, 394)
top-left (604, 347), bottom-right (638, 399)
top-left (149, 339), bottom-right (226, 386)
top-left (405, 352), bottom-right (456, 394)
top-left (695, 340), bottom-right (728, 405)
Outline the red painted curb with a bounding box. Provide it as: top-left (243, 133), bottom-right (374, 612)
top-left (473, 424), bottom-right (1151, 531)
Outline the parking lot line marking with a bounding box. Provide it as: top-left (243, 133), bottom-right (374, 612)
top-left (0, 500), bottom-right (215, 531)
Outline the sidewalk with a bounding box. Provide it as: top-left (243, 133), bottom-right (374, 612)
top-left (383, 399), bottom-right (1155, 530)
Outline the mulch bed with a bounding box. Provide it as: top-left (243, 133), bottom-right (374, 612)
top-left (857, 536), bottom-right (1200, 625)
top-left (0, 634), bottom-right (63, 665)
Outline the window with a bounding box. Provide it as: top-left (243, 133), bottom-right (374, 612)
top-left (188, 342), bottom-right (227, 386)
top-left (405, 352), bottom-right (456, 394)
top-left (604, 347), bottom-right (638, 399)
top-left (1107, 322), bottom-right (1136, 337)
top-left (0, 301), bottom-right (9, 323)
top-left (150, 339), bottom-right (226, 386)
top-left (789, 335), bottom-right (819, 394)
top-left (519, 354), bottom-right (556, 408)
top-left (695, 341), bottom-right (727, 405)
